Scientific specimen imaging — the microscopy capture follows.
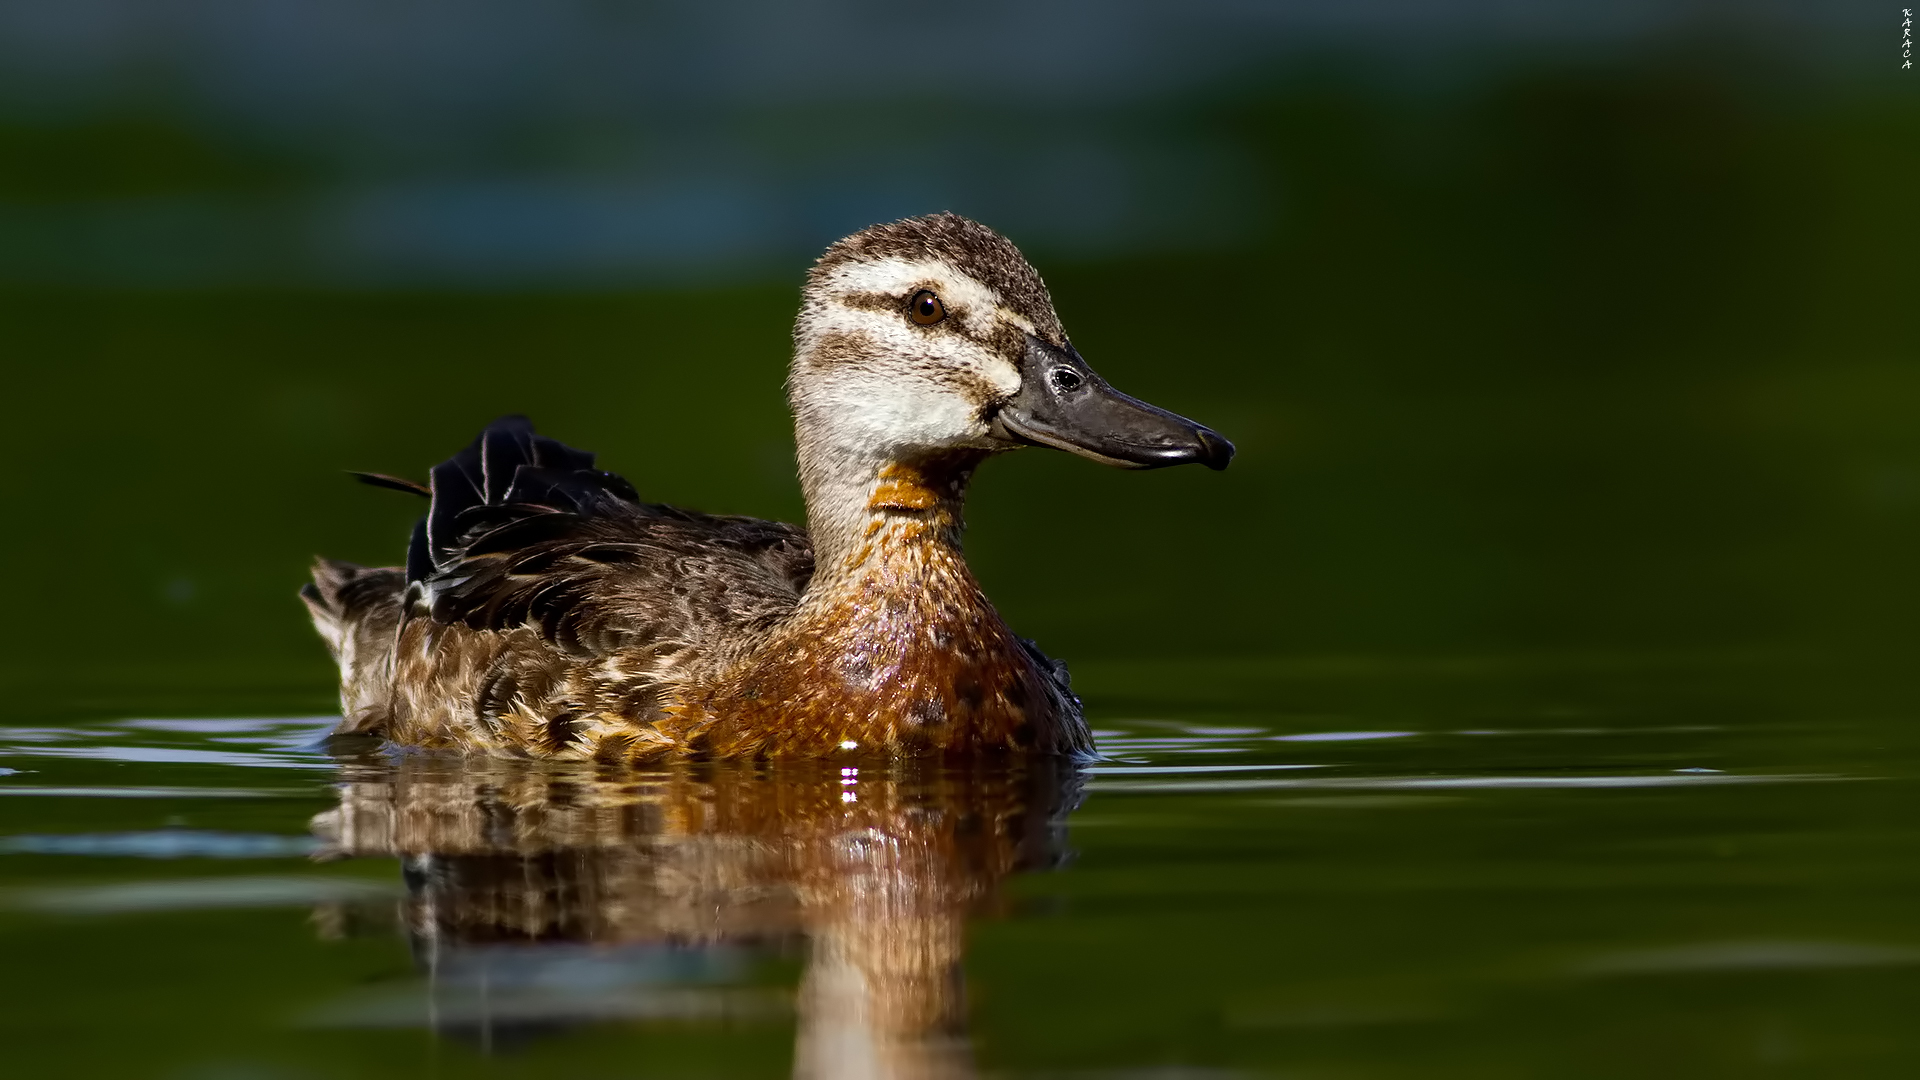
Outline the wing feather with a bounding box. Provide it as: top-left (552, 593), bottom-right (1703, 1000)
top-left (410, 417), bottom-right (814, 660)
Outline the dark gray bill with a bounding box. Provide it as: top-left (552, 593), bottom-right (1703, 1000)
top-left (989, 335), bottom-right (1234, 470)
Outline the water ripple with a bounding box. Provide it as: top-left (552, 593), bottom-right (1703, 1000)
top-left (1581, 940), bottom-right (1920, 975)
top-left (0, 785), bottom-right (305, 799)
top-left (3, 875), bottom-right (399, 914)
top-left (0, 830), bottom-right (318, 859)
top-left (0, 744), bottom-right (333, 770)
top-left (1091, 773), bottom-right (1847, 794)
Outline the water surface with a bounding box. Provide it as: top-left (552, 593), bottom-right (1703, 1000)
top-left (4, 651), bottom-right (1916, 1078)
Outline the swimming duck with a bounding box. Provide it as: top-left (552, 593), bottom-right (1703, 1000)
top-left (303, 212), bottom-right (1232, 762)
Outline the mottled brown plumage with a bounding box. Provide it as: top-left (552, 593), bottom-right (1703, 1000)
top-left (303, 213), bottom-right (1232, 763)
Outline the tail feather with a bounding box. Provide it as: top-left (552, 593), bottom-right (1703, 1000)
top-left (301, 558), bottom-right (407, 734)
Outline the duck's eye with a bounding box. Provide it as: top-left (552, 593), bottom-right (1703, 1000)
top-left (908, 290), bottom-right (945, 326)
top-left (1049, 367), bottom-right (1084, 394)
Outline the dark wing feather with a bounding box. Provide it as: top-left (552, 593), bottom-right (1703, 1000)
top-left (404, 518), bottom-right (433, 586)
top-left (409, 416), bottom-right (814, 657)
top-left (418, 414), bottom-right (638, 585)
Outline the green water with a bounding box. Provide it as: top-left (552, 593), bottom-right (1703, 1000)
top-left (2, 655), bottom-right (1918, 1078)
top-left (4, 66), bottom-right (1919, 1078)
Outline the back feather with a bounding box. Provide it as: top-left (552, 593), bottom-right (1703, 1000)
top-left (409, 416), bottom-right (814, 656)
top-left (420, 414), bottom-right (637, 586)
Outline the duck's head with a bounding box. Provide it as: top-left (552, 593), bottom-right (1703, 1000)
top-left (790, 212), bottom-right (1234, 473)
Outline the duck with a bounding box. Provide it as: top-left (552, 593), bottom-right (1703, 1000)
top-left (301, 212), bottom-right (1232, 763)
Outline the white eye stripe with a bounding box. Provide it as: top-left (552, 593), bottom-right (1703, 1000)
top-left (818, 257), bottom-right (1004, 316)
top-left (993, 306), bottom-right (1036, 336)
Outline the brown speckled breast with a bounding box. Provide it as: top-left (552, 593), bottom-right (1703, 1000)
top-left (652, 458), bottom-right (1085, 759)
top-left (674, 524), bottom-right (1078, 758)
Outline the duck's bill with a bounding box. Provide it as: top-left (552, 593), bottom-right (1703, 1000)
top-left (990, 336), bottom-right (1234, 471)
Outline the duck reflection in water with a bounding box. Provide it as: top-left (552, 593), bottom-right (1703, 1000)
top-left (311, 750), bottom-right (1083, 1079)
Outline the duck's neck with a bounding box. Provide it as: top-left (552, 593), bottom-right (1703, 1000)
top-left (796, 439), bottom-right (985, 604)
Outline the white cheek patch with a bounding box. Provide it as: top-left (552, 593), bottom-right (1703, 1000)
top-left (806, 365), bottom-right (985, 451)
top-left (976, 350), bottom-right (1021, 398)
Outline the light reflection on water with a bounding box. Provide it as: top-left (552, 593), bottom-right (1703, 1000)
top-left (305, 753), bottom-right (1082, 1076)
top-left (0, 700), bottom-right (1917, 1077)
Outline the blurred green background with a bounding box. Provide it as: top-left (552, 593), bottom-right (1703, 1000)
top-left (0, 4), bottom-right (1914, 720)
